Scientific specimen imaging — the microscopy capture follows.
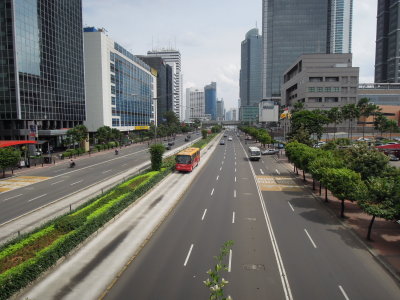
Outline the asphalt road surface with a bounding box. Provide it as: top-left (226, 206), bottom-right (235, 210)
top-left (104, 131), bottom-right (400, 300)
top-left (0, 135), bottom-right (194, 225)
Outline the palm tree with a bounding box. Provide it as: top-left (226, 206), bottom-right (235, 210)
top-left (341, 104), bottom-right (360, 140)
top-left (327, 107), bottom-right (343, 140)
top-left (357, 98), bottom-right (381, 138)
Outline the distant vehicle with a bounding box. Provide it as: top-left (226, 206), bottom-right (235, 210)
top-left (228, 136), bottom-right (232, 141)
top-left (261, 148), bottom-right (279, 155)
top-left (248, 146), bottom-right (261, 161)
top-left (220, 140), bottom-right (225, 145)
top-left (386, 142), bottom-right (398, 145)
top-left (375, 136), bottom-right (385, 141)
top-left (388, 154), bottom-right (399, 161)
top-left (168, 140), bottom-right (175, 146)
top-left (313, 141), bottom-right (326, 148)
top-left (393, 137), bottom-right (400, 141)
top-left (357, 137), bottom-right (371, 142)
top-left (175, 147), bottom-right (200, 172)
top-left (223, 133), bottom-right (228, 137)
top-left (184, 137), bottom-right (190, 142)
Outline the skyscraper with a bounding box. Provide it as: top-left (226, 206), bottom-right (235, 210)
top-left (204, 82), bottom-right (217, 120)
top-left (375, 0), bottom-right (400, 83)
top-left (240, 28), bottom-right (262, 106)
top-left (84, 28), bottom-right (156, 132)
top-left (147, 49), bottom-right (183, 121)
top-left (0, 0), bottom-right (85, 143)
top-left (186, 87), bottom-right (205, 120)
top-left (262, 0), bottom-right (353, 101)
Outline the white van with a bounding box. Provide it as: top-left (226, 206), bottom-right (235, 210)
top-left (248, 146), bottom-right (261, 161)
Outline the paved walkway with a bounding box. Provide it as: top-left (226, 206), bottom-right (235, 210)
top-left (275, 153), bottom-right (400, 282)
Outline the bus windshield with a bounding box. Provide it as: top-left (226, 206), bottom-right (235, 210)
top-left (176, 155), bottom-right (192, 164)
top-left (251, 150), bottom-right (260, 156)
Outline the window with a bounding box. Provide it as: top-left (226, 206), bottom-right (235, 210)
top-left (317, 87), bottom-right (323, 92)
top-left (310, 77), bottom-right (323, 82)
top-left (333, 87), bottom-right (340, 92)
top-left (308, 87), bottom-right (315, 92)
top-left (325, 87), bottom-right (331, 92)
top-left (325, 77), bottom-right (339, 82)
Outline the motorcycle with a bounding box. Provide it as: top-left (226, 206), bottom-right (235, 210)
top-left (69, 161), bottom-right (76, 168)
top-left (115, 149), bottom-right (119, 155)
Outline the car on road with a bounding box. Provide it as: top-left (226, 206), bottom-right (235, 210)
top-left (168, 140), bottom-right (175, 146)
top-left (223, 133), bottom-right (228, 137)
top-left (261, 148), bottom-right (279, 155)
top-left (228, 136), bottom-right (232, 141)
top-left (220, 140), bottom-right (225, 145)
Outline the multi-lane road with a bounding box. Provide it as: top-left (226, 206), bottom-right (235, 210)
top-left (0, 135), bottom-right (193, 226)
top-left (104, 131), bottom-right (400, 300)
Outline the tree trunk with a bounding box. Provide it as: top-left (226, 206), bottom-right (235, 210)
top-left (312, 178), bottom-right (315, 191)
top-left (293, 165), bottom-right (295, 173)
top-left (367, 215), bottom-right (376, 240)
top-left (325, 187), bottom-right (328, 202)
top-left (340, 199), bottom-right (345, 218)
top-left (319, 182), bottom-right (322, 196)
top-left (303, 170), bottom-right (305, 181)
top-left (296, 167), bottom-right (299, 175)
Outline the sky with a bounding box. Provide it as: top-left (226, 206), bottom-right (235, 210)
top-left (82, 0), bottom-right (377, 111)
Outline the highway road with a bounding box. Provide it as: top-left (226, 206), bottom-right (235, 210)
top-left (104, 131), bottom-right (400, 300)
top-left (0, 135), bottom-right (195, 225)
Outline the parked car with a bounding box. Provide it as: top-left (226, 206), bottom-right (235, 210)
top-left (220, 140), bottom-right (225, 145)
top-left (393, 137), bottom-right (400, 141)
top-left (388, 154), bottom-right (399, 161)
top-left (261, 148), bottom-right (279, 155)
top-left (386, 142), bottom-right (398, 145)
top-left (357, 137), bottom-right (371, 142)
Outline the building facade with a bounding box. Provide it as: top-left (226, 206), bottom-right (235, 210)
top-left (204, 82), bottom-right (217, 120)
top-left (186, 87), bottom-right (208, 121)
top-left (0, 0), bottom-right (86, 143)
top-left (216, 98), bottom-right (225, 121)
top-left (239, 106), bottom-right (259, 123)
top-left (138, 56), bottom-right (173, 124)
top-left (240, 28), bottom-right (262, 107)
top-left (375, 0), bottom-right (400, 83)
top-left (281, 54), bottom-right (359, 110)
top-left (358, 83), bottom-right (400, 106)
top-left (262, 0), bottom-right (353, 101)
top-left (84, 28), bottom-right (156, 133)
top-left (147, 49), bottom-right (183, 121)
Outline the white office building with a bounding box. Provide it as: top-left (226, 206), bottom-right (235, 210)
top-left (83, 28), bottom-right (157, 133)
top-left (329, 0), bottom-right (353, 53)
top-left (147, 49), bottom-right (183, 121)
top-left (186, 87), bottom-right (209, 121)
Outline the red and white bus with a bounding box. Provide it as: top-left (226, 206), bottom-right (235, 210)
top-left (175, 147), bottom-right (200, 172)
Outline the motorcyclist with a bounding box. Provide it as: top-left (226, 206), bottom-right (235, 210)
top-left (69, 160), bottom-right (75, 168)
top-left (115, 149), bottom-right (119, 155)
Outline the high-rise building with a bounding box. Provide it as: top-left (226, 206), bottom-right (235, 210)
top-left (138, 56), bottom-right (173, 124)
top-left (216, 98), bottom-right (225, 121)
top-left (147, 49), bottom-right (183, 121)
top-left (186, 87), bottom-right (207, 120)
top-left (84, 28), bottom-right (156, 132)
top-left (204, 82), bottom-right (217, 120)
top-left (262, 0), bottom-right (353, 101)
top-left (240, 28), bottom-right (262, 106)
top-left (375, 0), bottom-right (400, 83)
top-left (0, 0), bottom-right (85, 145)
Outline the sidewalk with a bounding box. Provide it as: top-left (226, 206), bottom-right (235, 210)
top-left (275, 153), bottom-right (400, 282)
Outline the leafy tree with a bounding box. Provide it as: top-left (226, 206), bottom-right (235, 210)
top-left (66, 124), bottom-right (88, 149)
top-left (202, 129), bottom-right (208, 139)
top-left (357, 98), bottom-right (380, 139)
top-left (110, 128), bottom-right (122, 143)
top-left (321, 168), bottom-right (365, 218)
top-left (258, 131), bottom-right (272, 148)
top-left (386, 119), bottom-right (399, 139)
top-left (0, 147), bottom-right (21, 177)
top-left (149, 143), bottom-right (165, 171)
top-left (359, 176), bottom-right (400, 240)
top-left (96, 126), bottom-right (113, 144)
top-left (290, 110), bottom-right (329, 141)
top-left (164, 111), bottom-right (180, 126)
top-left (288, 124), bottom-right (314, 146)
top-left (340, 144), bottom-right (389, 180)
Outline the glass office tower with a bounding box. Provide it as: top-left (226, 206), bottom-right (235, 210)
top-left (375, 0), bottom-right (400, 83)
top-left (0, 0), bottom-right (85, 140)
top-left (262, 0), bottom-right (353, 101)
top-left (204, 82), bottom-right (217, 120)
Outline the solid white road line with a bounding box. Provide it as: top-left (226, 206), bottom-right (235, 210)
top-left (232, 212), bottom-right (235, 224)
top-left (53, 169), bottom-right (64, 173)
top-left (304, 229), bottom-right (317, 248)
top-left (51, 180), bottom-right (65, 185)
top-left (288, 202), bottom-right (295, 212)
top-left (260, 169), bottom-right (264, 175)
top-left (28, 194), bottom-right (47, 202)
top-left (184, 244), bottom-right (194, 267)
top-left (228, 249), bottom-right (232, 272)
top-left (102, 169), bottom-right (112, 174)
top-left (275, 169), bottom-right (280, 175)
top-left (234, 190), bottom-right (237, 198)
top-left (216, 175), bottom-right (219, 181)
top-left (239, 141), bottom-right (293, 300)
top-left (202, 209), bottom-right (207, 221)
top-left (339, 285), bottom-right (350, 300)
top-left (71, 180), bottom-right (83, 186)
top-left (4, 194), bottom-right (23, 202)
top-left (211, 188), bottom-right (215, 196)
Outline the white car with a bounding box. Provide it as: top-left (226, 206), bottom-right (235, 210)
top-left (228, 136), bottom-right (232, 141)
top-left (357, 137), bottom-right (371, 142)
